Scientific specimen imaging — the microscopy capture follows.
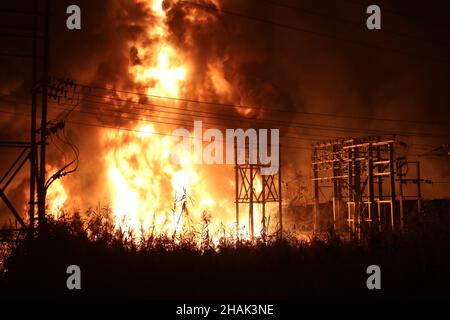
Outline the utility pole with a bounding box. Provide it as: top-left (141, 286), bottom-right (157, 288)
top-left (0, 2), bottom-right (46, 242)
top-left (38, 0), bottom-right (50, 237)
top-left (29, 0), bottom-right (39, 239)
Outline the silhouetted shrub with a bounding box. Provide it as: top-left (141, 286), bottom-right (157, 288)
top-left (1, 202), bottom-right (449, 299)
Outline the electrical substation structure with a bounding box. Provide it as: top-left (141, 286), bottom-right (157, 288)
top-left (311, 136), bottom-right (426, 235)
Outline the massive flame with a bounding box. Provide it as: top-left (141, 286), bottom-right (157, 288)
top-left (46, 0), bottom-right (266, 242)
top-left (104, 0), bottom-right (238, 241)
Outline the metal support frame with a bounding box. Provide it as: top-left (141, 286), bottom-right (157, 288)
top-left (311, 136), bottom-right (414, 234)
top-left (313, 149), bottom-right (319, 233)
top-left (235, 145), bottom-right (282, 241)
top-left (396, 159), bottom-right (424, 226)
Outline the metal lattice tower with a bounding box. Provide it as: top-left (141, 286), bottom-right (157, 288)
top-left (311, 136), bottom-right (425, 234)
top-left (235, 144), bottom-right (282, 241)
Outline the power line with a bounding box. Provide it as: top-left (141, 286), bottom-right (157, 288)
top-left (0, 107), bottom-right (311, 151)
top-left (0, 101), bottom-right (442, 161)
top-left (0, 103), bottom-right (442, 155)
top-left (3, 90), bottom-right (448, 149)
top-left (81, 95), bottom-right (410, 138)
top-left (74, 82), bottom-right (450, 127)
top-left (80, 93), bottom-right (450, 139)
top-left (340, 0), bottom-right (450, 32)
top-left (78, 95), bottom-right (450, 139)
top-left (49, 102), bottom-right (328, 145)
top-left (3, 91), bottom-right (449, 143)
top-left (180, 1), bottom-right (450, 64)
top-left (1, 96), bottom-right (324, 143)
top-left (256, 0), bottom-right (450, 48)
top-left (3, 94), bottom-right (448, 146)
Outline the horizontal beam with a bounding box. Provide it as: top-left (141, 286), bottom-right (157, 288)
top-left (313, 138), bottom-right (395, 149)
top-left (0, 141), bottom-right (31, 148)
top-left (374, 172), bottom-right (391, 177)
top-left (235, 200), bottom-right (280, 204)
top-left (373, 160), bottom-right (390, 165)
top-left (342, 140), bottom-right (395, 150)
top-left (312, 175), bottom-right (349, 181)
top-left (313, 139), bottom-right (355, 148)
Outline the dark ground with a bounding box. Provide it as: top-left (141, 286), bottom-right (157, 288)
top-left (0, 201), bottom-right (449, 300)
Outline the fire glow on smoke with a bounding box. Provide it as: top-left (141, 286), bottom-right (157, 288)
top-left (46, 0), bottom-right (270, 242)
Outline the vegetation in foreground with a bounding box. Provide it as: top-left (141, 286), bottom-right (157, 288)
top-left (0, 202), bottom-right (449, 299)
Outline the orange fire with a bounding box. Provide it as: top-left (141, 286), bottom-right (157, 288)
top-left (46, 166), bottom-right (68, 219)
top-left (46, 0), bottom-right (262, 242)
top-left (104, 0), bottom-right (237, 241)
